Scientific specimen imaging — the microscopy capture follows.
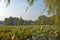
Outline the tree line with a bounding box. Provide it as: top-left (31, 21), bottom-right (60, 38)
top-left (4, 17), bottom-right (35, 25)
top-left (0, 15), bottom-right (55, 26)
top-left (35, 15), bottom-right (55, 25)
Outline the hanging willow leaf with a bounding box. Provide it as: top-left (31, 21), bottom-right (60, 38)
top-left (26, 7), bottom-right (29, 13)
top-left (5, 0), bottom-right (10, 7)
top-left (27, 0), bottom-right (34, 7)
top-left (30, 0), bottom-right (34, 6)
top-left (7, 0), bottom-right (10, 4)
top-left (45, 0), bottom-right (60, 26)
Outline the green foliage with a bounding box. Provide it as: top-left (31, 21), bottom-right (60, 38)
top-left (45, 0), bottom-right (60, 26)
top-left (5, 0), bottom-right (34, 7)
top-left (4, 16), bottom-right (56, 25)
top-left (0, 14), bottom-right (56, 26)
top-left (36, 15), bottom-right (55, 25)
top-left (5, 0), bottom-right (10, 7)
top-left (0, 25), bottom-right (59, 40)
top-left (27, 0), bottom-right (34, 6)
top-left (4, 17), bottom-right (35, 25)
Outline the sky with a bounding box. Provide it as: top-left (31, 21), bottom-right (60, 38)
top-left (0, 0), bottom-right (48, 21)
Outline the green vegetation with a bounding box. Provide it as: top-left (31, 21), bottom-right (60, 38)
top-left (3, 15), bottom-right (55, 26)
top-left (4, 17), bottom-right (34, 25)
top-left (35, 15), bottom-right (55, 25)
top-left (0, 25), bottom-right (59, 40)
top-left (45, 0), bottom-right (60, 26)
top-left (0, 15), bottom-right (55, 26)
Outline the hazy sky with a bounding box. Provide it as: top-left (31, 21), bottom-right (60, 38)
top-left (0, 0), bottom-right (48, 21)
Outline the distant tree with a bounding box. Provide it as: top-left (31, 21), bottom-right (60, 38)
top-left (36, 15), bottom-right (55, 25)
top-left (36, 15), bottom-right (47, 25)
top-left (23, 20), bottom-right (30, 25)
top-left (4, 17), bottom-right (14, 25)
top-left (4, 18), bottom-right (9, 25)
top-left (9, 17), bottom-right (14, 25)
top-left (28, 20), bottom-right (35, 25)
top-left (13, 17), bottom-right (20, 25)
top-left (4, 16), bottom-right (35, 25)
top-left (19, 17), bottom-right (24, 25)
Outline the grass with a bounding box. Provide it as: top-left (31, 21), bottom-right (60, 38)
top-left (0, 25), bottom-right (59, 40)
